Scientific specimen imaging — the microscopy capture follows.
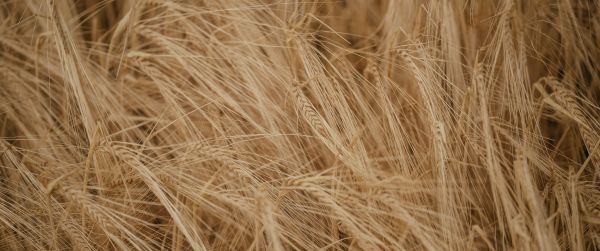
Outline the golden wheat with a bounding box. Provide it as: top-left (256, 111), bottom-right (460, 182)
top-left (1, 0), bottom-right (600, 250)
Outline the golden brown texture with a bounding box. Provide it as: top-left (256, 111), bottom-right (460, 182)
top-left (1, 0), bottom-right (600, 250)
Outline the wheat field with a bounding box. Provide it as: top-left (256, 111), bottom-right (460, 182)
top-left (1, 0), bottom-right (600, 250)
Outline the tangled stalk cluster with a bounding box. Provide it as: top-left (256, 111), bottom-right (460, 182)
top-left (1, 0), bottom-right (600, 250)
